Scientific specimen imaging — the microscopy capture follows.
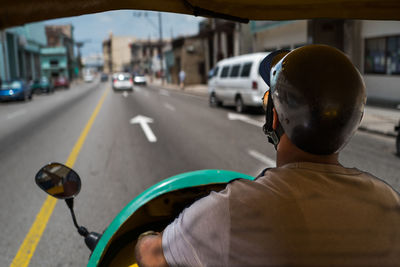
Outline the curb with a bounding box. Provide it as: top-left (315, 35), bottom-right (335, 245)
top-left (358, 126), bottom-right (397, 138)
top-left (148, 84), bottom-right (208, 98)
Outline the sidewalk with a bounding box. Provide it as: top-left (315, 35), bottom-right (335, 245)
top-left (359, 106), bottom-right (400, 137)
top-left (149, 80), bottom-right (400, 138)
top-left (149, 79), bottom-right (208, 97)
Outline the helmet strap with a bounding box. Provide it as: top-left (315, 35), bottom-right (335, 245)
top-left (263, 93), bottom-right (284, 150)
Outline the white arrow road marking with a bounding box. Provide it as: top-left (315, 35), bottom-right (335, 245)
top-left (122, 91), bottom-right (128, 98)
top-left (159, 89), bottom-right (170, 96)
top-left (130, 115), bottom-right (157, 142)
top-left (7, 109), bottom-right (26, 120)
top-left (164, 103), bottom-right (175, 111)
top-left (248, 149), bottom-right (276, 167)
top-left (228, 112), bottom-right (264, 127)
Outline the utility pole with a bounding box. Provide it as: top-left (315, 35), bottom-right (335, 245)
top-left (158, 12), bottom-right (164, 84)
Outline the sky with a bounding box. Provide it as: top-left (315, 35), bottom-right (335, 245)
top-left (44, 10), bottom-right (205, 57)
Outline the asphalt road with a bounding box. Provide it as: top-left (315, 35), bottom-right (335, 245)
top-left (0, 80), bottom-right (399, 266)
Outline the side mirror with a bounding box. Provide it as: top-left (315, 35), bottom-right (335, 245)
top-left (35, 162), bottom-right (81, 199)
top-left (35, 162), bottom-right (101, 251)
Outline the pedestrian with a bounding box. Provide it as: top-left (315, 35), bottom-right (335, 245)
top-left (135, 45), bottom-right (400, 266)
top-left (179, 69), bottom-right (185, 90)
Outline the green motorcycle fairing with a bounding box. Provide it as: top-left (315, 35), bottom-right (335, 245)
top-left (88, 169), bottom-right (254, 266)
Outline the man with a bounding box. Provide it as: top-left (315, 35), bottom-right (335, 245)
top-left (135, 45), bottom-right (400, 266)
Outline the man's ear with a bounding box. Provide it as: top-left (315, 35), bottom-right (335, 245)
top-left (272, 108), bottom-right (279, 130)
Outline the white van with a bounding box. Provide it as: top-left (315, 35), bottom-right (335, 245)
top-left (208, 53), bottom-right (269, 113)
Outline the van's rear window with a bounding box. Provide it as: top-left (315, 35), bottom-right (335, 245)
top-left (240, 63), bottom-right (252, 77)
top-left (220, 66), bottom-right (230, 78)
top-left (230, 65), bottom-right (241, 77)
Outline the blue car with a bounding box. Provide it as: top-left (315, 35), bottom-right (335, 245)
top-left (0, 80), bottom-right (33, 101)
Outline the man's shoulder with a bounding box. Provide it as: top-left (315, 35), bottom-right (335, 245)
top-left (227, 163), bottom-right (400, 202)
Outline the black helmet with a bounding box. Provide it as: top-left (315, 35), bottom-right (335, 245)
top-left (259, 45), bottom-right (366, 155)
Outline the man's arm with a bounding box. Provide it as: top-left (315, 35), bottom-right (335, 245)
top-left (135, 232), bottom-right (168, 267)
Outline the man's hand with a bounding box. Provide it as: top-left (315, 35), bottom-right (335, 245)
top-left (135, 231), bottom-right (168, 267)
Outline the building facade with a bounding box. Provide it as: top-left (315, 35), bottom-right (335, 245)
top-left (169, 36), bottom-right (206, 85)
top-left (0, 22), bottom-right (46, 81)
top-left (360, 21), bottom-right (400, 106)
top-left (40, 47), bottom-right (68, 80)
top-left (130, 39), bottom-right (169, 76)
top-left (251, 20), bottom-right (308, 52)
top-left (45, 25), bottom-right (75, 80)
top-left (102, 34), bottom-right (136, 74)
top-left (251, 19), bottom-right (400, 106)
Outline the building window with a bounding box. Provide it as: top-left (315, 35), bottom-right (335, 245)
top-left (365, 35), bottom-right (400, 75)
top-left (50, 60), bottom-right (59, 67)
top-left (387, 36), bottom-right (400, 75)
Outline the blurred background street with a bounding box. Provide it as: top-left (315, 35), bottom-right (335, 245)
top-left (0, 11), bottom-right (399, 267)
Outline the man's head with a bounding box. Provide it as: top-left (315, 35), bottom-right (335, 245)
top-left (259, 45), bottom-right (366, 156)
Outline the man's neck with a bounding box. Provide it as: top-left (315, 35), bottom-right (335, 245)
top-left (276, 135), bottom-right (340, 167)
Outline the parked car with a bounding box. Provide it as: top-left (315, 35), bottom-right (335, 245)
top-left (208, 53), bottom-right (269, 113)
top-left (133, 73), bottom-right (147, 85)
top-left (100, 73), bottom-right (108, 82)
top-left (0, 80), bottom-right (33, 101)
top-left (53, 76), bottom-right (69, 89)
top-left (31, 77), bottom-right (53, 94)
top-left (112, 73), bottom-right (133, 91)
top-left (84, 73), bottom-right (95, 83)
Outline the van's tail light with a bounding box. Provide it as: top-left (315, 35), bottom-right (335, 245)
top-left (113, 78), bottom-right (117, 83)
top-left (130, 78), bottom-right (133, 83)
top-left (252, 81), bottom-right (258, 90)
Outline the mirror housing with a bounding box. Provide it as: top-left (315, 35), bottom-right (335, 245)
top-left (35, 162), bottom-right (81, 199)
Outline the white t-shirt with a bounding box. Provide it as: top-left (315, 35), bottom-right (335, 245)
top-left (162, 162), bottom-right (400, 266)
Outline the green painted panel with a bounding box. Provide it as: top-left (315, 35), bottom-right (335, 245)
top-left (87, 169), bottom-right (254, 266)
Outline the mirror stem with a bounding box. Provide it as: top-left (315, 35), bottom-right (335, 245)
top-left (65, 198), bottom-right (101, 251)
top-left (65, 198), bottom-right (89, 237)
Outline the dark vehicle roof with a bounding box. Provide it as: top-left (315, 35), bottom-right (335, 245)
top-left (1, 0), bottom-right (399, 29)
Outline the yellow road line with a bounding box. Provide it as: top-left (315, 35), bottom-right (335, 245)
top-left (10, 88), bottom-right (109, 267)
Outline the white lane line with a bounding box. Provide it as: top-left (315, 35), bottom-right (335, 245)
top-left (130, 115), bottom-right (157, 143)
top-left (248, 149), bottom-right (276, 167)
top-left (159, 89), bottom-right (170, 96)
top-left (122, 91), bottom-right (128, 98)
top-left (228, 112), bottom-right (263, 127)
top-left (164, 103), bottom-right (175, 111)
top-left (7, 109), bottom-right (26, 120)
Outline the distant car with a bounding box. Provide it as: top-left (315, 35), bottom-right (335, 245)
top-left (112, 73), bottom-right (133, 91)
top-left (100, 73), bottom-right (108, 82)
top-left (84, 74), bottom-right (94, 83)
top-left (0, 80), bottom-right (33, 101)
top-left (54, 76), bottom-right (69, 89)
top-left (133, 74), bottom-right (147, 85)
top-left (31, 77), bottom-right (53, 94)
